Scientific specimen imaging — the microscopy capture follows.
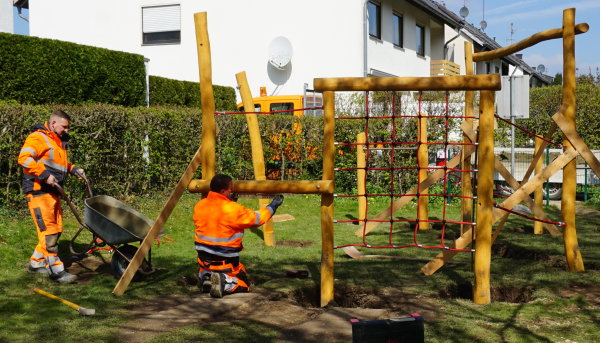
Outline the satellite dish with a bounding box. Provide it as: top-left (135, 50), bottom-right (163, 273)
top-left (537, 64), bottom-right (546, 73)
top-left (480, 20), bottom-right (487, 31)
top-left (459, 6), bottom-right (469, 19)
top-left (268, 36), bottom-right (293, 70)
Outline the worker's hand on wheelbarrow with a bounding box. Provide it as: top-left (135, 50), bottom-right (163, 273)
top-left (72, 167), bottom-right (86, 180)
top-left (45, 174), bottom-right (58, 186)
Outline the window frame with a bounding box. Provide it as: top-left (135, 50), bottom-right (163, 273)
top-left (416, 23), bottom-right (425, 57)
top-left (142, 4), bottom-right (182, 46)
top-left (368, 1), bottom-right (381, 40)
top-left (392, 12), bottom-right (404, 48)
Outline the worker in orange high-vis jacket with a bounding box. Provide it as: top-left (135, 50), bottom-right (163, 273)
top-left (193, 174), bottom-right (284, 298)
top-left (18, 110), bottom-right (85, 284)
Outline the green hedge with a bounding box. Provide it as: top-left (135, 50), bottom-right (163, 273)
top-left (0, 96), bottom-right (461, 209)
top-left (149, 75), bottom-right (236, 110)
top-left (0, 33), bottom-right (146, 107)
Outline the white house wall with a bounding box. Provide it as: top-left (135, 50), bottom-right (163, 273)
top-left (28, 0), bottom-right (366, 97)
top-left (26, 0), bottom-right (500, 98)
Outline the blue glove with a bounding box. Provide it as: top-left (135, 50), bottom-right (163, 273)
top-left (266, 195), bottom-right (284, 214)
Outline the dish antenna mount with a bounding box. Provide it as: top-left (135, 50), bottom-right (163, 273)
top-left (268, 36), bottom-right (293, 70)
top-left (537, 64), bottom-right (546, 73)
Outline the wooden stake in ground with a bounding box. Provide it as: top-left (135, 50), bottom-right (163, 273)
top-left (112, 146), bottom-right (203, 296)
top-left (236, 71), bottom-right (275, 246)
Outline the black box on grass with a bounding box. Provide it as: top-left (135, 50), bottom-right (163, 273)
top-left (350, 313), bottom-right (424, 343)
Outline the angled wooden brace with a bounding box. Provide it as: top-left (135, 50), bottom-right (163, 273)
top-left (552, 109), bottom-right (600, 179)
top-left (461, 123), bottom-right (561, 236)
top-left (421, 147), bottom-right (578, 275)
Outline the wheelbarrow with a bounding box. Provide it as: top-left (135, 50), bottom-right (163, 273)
top-left (56, 178), bottom-right (156, 280)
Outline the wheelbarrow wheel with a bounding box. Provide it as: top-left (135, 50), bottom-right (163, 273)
top-left (110, 244), bottom-right (151, 281)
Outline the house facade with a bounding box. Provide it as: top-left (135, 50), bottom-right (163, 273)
top-left (20, 0), bottom-right (546, 99)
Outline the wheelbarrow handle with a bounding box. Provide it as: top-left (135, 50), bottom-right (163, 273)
top-left (81, 175), bottom-right (94, 198)
top-left (53, 183), bottom-right (86, 227)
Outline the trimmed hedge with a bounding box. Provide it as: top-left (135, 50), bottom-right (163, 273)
top-left (0, 33), bottom-right (146, 106)
top-left (149, 75), bottom-right (236, 110)
top-left (0, 97), bottom-right (459, 209)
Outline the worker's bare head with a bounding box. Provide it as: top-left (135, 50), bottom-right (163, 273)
top-left (49, 110), bottom-right (71, 138)
top-left (210, 174), bottom-right (234, 197)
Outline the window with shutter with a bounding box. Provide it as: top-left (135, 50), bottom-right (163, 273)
top-left (142, 4), bottom-right (181, 45)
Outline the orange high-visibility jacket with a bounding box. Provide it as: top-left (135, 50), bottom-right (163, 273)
top-left (193, 191), bottom-right (273, 257)
top-left (18, 122), bottom-right (81, 195)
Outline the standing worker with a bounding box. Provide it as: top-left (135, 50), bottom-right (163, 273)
top-left (193, 174), bottom-right (284, 298)
top-left (18, 110), bottom-right (85, 284)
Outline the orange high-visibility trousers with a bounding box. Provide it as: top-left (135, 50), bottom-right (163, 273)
top-left (26, 193), bottom-right (66, 274)
top-left (197, 251), bottom-right (249, 294)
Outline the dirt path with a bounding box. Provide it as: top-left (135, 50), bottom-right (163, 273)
top-left (115, 289), bottom-right (426, 343)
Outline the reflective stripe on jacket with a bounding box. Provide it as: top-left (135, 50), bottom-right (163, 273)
top-left (18, 122), bottom-right (79, 195)
top-left (193, 191), bottom-right (273, 257)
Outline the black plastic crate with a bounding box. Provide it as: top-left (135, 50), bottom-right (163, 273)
top-left (350, 313), bottom-right (424, 343)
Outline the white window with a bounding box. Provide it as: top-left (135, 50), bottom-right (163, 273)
top-left (142, 5), bottom-right (181, 45)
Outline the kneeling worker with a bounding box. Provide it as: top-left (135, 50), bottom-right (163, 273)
top-left (193, 174), bottom-right (284, 298)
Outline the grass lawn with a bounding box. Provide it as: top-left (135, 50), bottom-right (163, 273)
top-left (0, 192), bottom-right (599, 342)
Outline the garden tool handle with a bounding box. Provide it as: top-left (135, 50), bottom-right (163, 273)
top-left (81, 175), bottom-right (94, 198)
top-left (53, 183), bottom-right (86, 227)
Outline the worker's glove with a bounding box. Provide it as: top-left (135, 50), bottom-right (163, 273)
top-left (266, 195), bottom-right (284, 214)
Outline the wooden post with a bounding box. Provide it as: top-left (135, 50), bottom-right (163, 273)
top-left (320, 91), bottom-right (335, 307)
top-left (561, 8), bottom-right (585, 271)
top-left (461, 41), bottom-right (475, 235)
top-left (236, 71), bottom-right (275, 246)
top-left (534, 137), bottom-right (543, 235)
top-left (418, 113), bottom-right (429, 230)
top-left (194, 12), bottom-right (216, 181)
top-left (356, 133), bottom-right (367, 222)
top-left (473, 90), bottom-right (495, 304)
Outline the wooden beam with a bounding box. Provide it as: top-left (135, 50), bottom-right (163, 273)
top-left (236, 71), bottom-right (275, 246)
top-left (473, 23), bottom-right (589, 62)
top-left (113, 146), bottom-right (203, 296)
top-left (356, 133), bottom-right (367, 222)
top-left (188, 179), bottom-right (333, 194)
top-left (320, 91), bottom-right (335, 307)
top-left (473, 90), bottom-right (495, 304)
top-left (461, 41), bottom-right (475, 235)
top-left (560, 8), bottom-right (585, 272)
top-left (313, 75), bottom-right (501, 92)
top-left (194, 12), bottom-right (216, 181)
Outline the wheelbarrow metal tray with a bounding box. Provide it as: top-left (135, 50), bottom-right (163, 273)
top-left (84, 195), bottom-right (154, 245)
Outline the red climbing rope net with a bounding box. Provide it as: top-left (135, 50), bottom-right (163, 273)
top-left (333, 91), bottom-right (478, 252)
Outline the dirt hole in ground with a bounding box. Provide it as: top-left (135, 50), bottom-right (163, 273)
top-left (277, 240), bottom-right (313, 248)
top-left (438, 283), bottom-right (536, 303)
top-left (493, 244), bottom-right (570, 268)
top-left (288, 284), bottom-right (392, 308)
